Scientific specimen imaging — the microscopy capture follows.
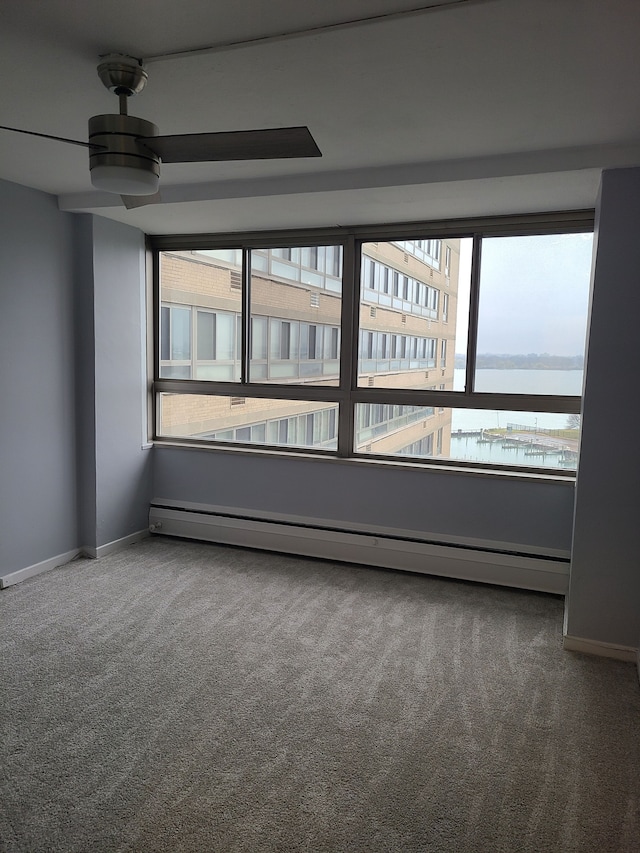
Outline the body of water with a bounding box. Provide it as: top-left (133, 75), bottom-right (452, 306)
top-left (448, 368), bottom-right (582, 468)
top-left (468, 368), bottom-right (584, 396)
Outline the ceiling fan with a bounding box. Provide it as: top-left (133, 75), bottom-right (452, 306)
top-left (0, 54), bottom-right (322, 209)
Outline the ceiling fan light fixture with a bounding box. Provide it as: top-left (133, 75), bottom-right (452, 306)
top-left (88, 114), bottom-right (161, 196)
top-left (90, 163), bottom-right (160, 195)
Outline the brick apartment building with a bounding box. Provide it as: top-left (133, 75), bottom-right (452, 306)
top-left (158, 237), bottom-right (460, 458)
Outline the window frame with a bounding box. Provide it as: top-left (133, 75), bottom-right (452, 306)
top-left (151, 211), bottom-right (592, 475)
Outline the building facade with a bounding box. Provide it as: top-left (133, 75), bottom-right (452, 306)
top-left (159, 236), bottom-right (460, 458)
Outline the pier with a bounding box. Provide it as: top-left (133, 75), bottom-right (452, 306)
top-left (452, 424), bottom-right (580, 465)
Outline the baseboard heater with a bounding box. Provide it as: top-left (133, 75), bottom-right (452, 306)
top-left (148, 502), bottom-right (569, 595)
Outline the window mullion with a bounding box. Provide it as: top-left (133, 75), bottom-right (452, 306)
top-left (153, 250), bottom-right (161, 384)
top-left (190, 304), bottom-right (196, 378)
top-left (241, 248), bottom-right (251, 383)
top-left (337, 234), bottom-right (358, 457)
top-left (465, 234), bottom-right (482, 393)
top-left (152, 248), bottom-right (161, 441)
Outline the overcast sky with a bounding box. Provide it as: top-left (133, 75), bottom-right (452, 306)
top-left (455, 233), bottom-right (593, 356)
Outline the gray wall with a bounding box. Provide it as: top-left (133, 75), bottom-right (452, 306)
top-left (74, 214), bottom-right (97, 549)
top-left (567, 167), bottom-right (640, 650)
top-left (0, 180), bottom-right (152, 576)
top-left (154, 447), bottom-right (576, 555)
top-left (91, 216), bottom-right (152, 548)
top-left (0, 180), bottom-right (79, 573)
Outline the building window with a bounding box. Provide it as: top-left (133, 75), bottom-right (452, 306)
top-left (330, 327), bottom-right (339, 360)
top-left (168, 399), bottom-right (339, 451)
top-left (160, 305), bottom-right (192, 378)
top-left (196, 311), bottom-right (214, 361)
top-left (154, 218), bottom-right (592, 473)
top-left (161, 305), bottom-right (191, 362)
top-left (280, 321), bottom-right (292, 360)
top-left (395, 239), bottom-right (442, 270)
top-left (397, 433), bottom-right (434, 457)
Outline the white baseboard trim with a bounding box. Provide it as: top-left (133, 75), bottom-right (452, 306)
top-left (563, 635), bottom-right (638, 662)
top-left (0, 548), bottom-right (81, 589)
top-left (0, 529), bottom-right (150, 589)
top-left (148, 504), bottom-right (569, 594)
top-left (82, 529), bottom-right (149, 559)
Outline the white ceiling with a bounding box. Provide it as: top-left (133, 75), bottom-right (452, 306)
top-left (2, 0), bottom-right (639, 234)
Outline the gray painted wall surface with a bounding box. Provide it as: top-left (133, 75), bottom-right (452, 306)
top-left (153, 447), bottom-right (576, 554)
top-left (91, 217), bottom-right (152, 547)
top-left (0, 181), bottom-right (152, 573)
top-left (0, 180), bottom-right (79, 572)
top-left (567, 167), bottom-right (640, 649)
top-left (74, 214), bottom-right (97, 549)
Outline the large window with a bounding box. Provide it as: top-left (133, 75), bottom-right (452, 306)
top-left (153, 214), bottom-right (593, 473)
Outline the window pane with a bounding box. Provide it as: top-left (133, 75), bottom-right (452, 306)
top-left (171, 307), bottom-right (191, 360)
top-left (356, 404), bottom-right (580, 470)
top-left (249, 246), bottom-right (343, 385)
top-left (215, 313), bottom-right (235, 361)
top-left (196, 311), bottom-right (214, 360)
top-left (355, 404), bottom-right (436, 449)
top-left (474, 233), bottom-right (592, 394)
top-left (160, 249), bottom-right (242, 381)
top-left (251, 316), bottom-right (267, 360)
top-left (159, 394), bottom-right (338, 451)
top-left (358, 239), bottom-right (471, 389)
top-left (161, 306), bottom-right (170, 362)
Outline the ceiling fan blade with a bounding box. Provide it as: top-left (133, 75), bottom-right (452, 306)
top-left (121, 191), bottom-right (163, 210)
top-left (139, 126), bottom-right (321, 163)
top-left (0, 124), bottom-right (104, 150)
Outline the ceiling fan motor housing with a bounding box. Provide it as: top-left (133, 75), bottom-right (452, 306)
top-left (88, 114), bottom-right (160, 195)
top-left (97, 54), bottom-right (148, 97)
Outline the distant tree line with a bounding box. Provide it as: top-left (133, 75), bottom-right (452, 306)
top-left (454, 353), bottom-right (584, 370)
